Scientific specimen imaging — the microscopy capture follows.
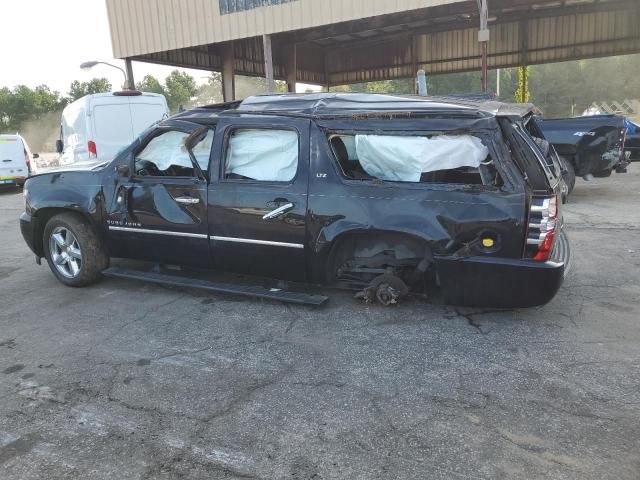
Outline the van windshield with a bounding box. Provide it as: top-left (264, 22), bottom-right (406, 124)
top-left (0, 137), bottom-right (23, 161)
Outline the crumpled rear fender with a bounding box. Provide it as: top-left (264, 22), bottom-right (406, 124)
top-left (307, 185), bottom-right (528, 283)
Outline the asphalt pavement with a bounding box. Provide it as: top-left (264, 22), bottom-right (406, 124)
top-left (0, 169), bottom-right (639, 479)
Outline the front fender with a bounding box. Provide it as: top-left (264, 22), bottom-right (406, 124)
top-left (24, 171), bottom-right (111, 256)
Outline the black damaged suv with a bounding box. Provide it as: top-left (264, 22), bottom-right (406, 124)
top-left (20, 93), bottom-right (570, 307)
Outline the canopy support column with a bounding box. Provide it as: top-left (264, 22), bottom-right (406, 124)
top-left (285, 42), bottom-right (297, 93)
top-left (221, 42), bottom-right (236, 102)
top-left (263, 34), bottom-right (275, 93)
top-left (124, 58), bottom-right (135, 90)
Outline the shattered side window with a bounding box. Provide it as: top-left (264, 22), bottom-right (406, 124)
top-left (191, 129), bottom-right (215, 171)
top-left (134, 130), bottom-right (194, 177)
top-left (225, 129), bottom-right (298, 182)
top-left (328, 134), bottom-right (498, 185)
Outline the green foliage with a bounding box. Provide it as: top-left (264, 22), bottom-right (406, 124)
top-left (332, 54), bottom-right (640, 118)
top-left (528, 55), bottom-right (640, 117)
top-left (164, 70), bottom-right (199, 112)
top-left (197, 73), bottom-right (223, 105)
top-left (495, 69), bottom-right (518, 103)
top-left (234, 75), bottom-right (287, 99)
top-left (192, 73), bottom-right (288, 106)
top-left (3, 54), bottom-right (640, 134)
top-left (332, 79), bottom-right (414, 94)
top-left (515, 66), bottom-right (531, 103)
top-left (134, 71), bottom-right (201, 112)
top-left (0, 84), bottom-right (65, 133)
top-left (68, 78), bottom-right (112, 101)
top-left (136, 75), bottom-right (165, 95)
top-left (136, 70), bottom-right (209, 112)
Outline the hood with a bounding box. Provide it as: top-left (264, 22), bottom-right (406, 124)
top-left (35, 160), bottom-right (111, 175)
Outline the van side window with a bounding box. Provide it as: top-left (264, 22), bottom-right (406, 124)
top-left (135, 131), bottom-right (194, 177)
top-left (224, 129), bottom-right (298, 182)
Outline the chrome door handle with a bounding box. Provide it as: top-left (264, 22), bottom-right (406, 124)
top-left (263, 202), bottom-right (294, 221)
top-left (174, 196), bottom-right (200, 205)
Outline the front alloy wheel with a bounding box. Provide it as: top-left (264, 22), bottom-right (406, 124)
top-left (43, 213), bottom-right (109, 287)
top-left (49, 226), bottom-right (83, 278)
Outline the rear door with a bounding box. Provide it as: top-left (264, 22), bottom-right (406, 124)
top-left (207, 117), bottom-right (310, 281)
top-left (130, 97), bottom-right (170, 137)
top-left (108, 121), bottom-right (214, 266)
top-left (0, 136), bottom-right (28, 183)
top-left (91, 99), bottom-right (135, 162)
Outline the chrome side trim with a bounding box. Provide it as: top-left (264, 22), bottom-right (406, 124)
top-left (109, 227), bottom-right (304, 248)
top-left (211, 236), bottom-right (304, 249)
top-left (109, 226), bottom-right (208, 239)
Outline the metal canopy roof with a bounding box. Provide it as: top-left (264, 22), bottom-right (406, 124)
top-left (107, 0), bottom-right (640, 86)
top-left (106, 0), bottom-right (460, 57)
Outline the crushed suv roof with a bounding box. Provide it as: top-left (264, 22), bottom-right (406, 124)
top-left (176, 93), bottom-right (537, 121)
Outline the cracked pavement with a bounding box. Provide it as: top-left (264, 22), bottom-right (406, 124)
top-left (1, 168), bottom-right (640, 479)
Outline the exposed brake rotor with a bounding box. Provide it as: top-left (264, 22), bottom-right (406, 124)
top-left (354, 274), bottom-right (410, 306)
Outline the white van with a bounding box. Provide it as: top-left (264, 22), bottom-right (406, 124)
top-left (0, 134), bottom-right (35, 186)
top-left (57, 91), bottom-right (169, 166)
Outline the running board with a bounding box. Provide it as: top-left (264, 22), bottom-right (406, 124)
top-left (102, 267), bottom-right (328, 306)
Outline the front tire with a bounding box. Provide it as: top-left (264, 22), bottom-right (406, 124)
top-left (43, 213), bottom-right (109, 287)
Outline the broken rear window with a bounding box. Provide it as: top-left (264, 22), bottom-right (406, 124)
top-left (328, 133), bottom-right (499, 186)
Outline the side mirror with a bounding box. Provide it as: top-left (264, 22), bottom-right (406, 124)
top-left (32, 153), bottom-right (40, 159)
top-left (55, 140), bottom-right (64, 154)
top-left (116, 164), bottom-right (130, 177)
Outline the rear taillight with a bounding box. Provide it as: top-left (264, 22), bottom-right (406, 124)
top-left (24, 148), bottom-right (31, 173)
top-left (527, 195), bottom-right (558, 262)
top-left (88, 141), bottom-right (97, 159)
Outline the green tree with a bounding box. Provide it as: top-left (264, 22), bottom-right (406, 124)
top-left (0, 84), bottom-right (63, 132)
top-left (67, 81), bottom-right (86, 101)
top-left (196, 73), bottom-right (223, 105)
top-left (67, 78), bottom-right (112, 101)
top-left (527, 55), bottom-right (640, 117)
top-left (136, 75), bottom-right (165, 95)
top-left (0, 87), bottom-right (10, 130)
top-left (515, 66), bottom-right (532, 104)
top-left (164, 70), bottom-right (198, 112)
top-left (234, 75), bottom-right (287, 99)
top-left (86, 78), bottom-right (112, 95)
top-left (332, 79), bottom-right (414, 94)
top-left (34, 85), bottom-right (63, 113)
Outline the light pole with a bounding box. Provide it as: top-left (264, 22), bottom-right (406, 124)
top-left (80, 61), bottom-right (130, 89)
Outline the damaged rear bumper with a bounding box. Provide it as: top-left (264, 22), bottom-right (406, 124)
top-left (435, 231), bottom-right (570, 308)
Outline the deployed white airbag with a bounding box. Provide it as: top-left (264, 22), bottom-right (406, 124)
top-left (226, 129), bottom-right (298, 181)
top-left (138, 130), bottom-right (191, 170)
top-left (355, 134), bottom-right (489, 182)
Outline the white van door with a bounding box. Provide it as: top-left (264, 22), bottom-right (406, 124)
top-left (91, 101), bottom-right (135, 163)
top-left (130, 100), bottom-right (169, 137)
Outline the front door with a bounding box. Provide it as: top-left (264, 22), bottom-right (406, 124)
top-left (207, 118), bottom-right (310, 281)
top-left (108, 122), bottom-right (215, 266)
